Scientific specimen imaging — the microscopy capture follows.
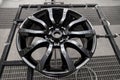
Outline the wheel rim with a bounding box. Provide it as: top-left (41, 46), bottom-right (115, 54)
top-left (16, 8), bottom-right (97, 77)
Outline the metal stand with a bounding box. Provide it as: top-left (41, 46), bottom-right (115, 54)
top-left (0, 3), bottom-right (120, 80)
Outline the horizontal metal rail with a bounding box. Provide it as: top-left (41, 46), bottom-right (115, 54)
top-left (20, 4), bottom-right (97, 8)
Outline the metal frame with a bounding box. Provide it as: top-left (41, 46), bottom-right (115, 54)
top-left (0, 4), bottom-right (120, 80)
top-left (95, 6), bottom-right (120, 63)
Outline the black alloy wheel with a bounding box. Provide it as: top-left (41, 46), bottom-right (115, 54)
top-left (16, 8), bottom-right (97, 78)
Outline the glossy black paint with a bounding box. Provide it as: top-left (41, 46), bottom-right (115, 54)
top-left (16, 8), bottom-right (96, 77)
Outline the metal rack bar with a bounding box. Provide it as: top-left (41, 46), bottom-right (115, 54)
top-left (20, 4), bottom-right (97, 8)
top-left (3, 61), bottom-right (25, 66)
top-left (0, 6), bottom-right (22, 79)
top-left (95, 5), bottom-right (120, 64)
top-left (27, 67), bottom-right (34, 80)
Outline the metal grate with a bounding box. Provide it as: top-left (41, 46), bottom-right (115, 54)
top-left (0, 6), bottom-right (120, 29)
top-left (1, 56), bottom-right (120, 80)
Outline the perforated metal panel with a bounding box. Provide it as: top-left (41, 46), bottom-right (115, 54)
top-left (0, 6), bottom-right (120, 29)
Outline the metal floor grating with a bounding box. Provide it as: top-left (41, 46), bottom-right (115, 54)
top-left (1, 55), bottom-right (120, 80)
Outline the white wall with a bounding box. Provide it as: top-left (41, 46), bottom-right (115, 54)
top-left (2, 0), bottom-right (116, 8)
top-left (1, 0), bottom-right (45, 8)
top-left (1, 0), bottom-right (120, 8)
top-left (0, 0), bottom-right (3, 5)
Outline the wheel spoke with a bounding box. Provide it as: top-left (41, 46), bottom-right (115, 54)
top-left (36, 43), bottom-right (53, 70)
top-left (68, 16), bottom-right (87, 29)
top-left (60, 44), bottom-right (75, 71)
top-left (65, 40), bottom-right (92, 58)
top-left (20, 40), bottom-right (48, 57)
top-left (60, 8), bottom-right (68, 24)
top-left (69, 30), bottom-right (95, 38)
top-left (19, 28), bottom-right (46, 37)
top-left (47, 8), bottom-right (55, 24)
top-left (28, 16), bottom-right (47, 29)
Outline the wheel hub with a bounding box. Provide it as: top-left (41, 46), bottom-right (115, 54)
top-left (48, 27), bottom-right (67, 44)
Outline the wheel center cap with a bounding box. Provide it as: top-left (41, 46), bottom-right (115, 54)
top-left (52, 30), bottom-right (62, 39)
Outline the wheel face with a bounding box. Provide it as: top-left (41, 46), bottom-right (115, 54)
top-left (16, 8), bottom-right (97, 77)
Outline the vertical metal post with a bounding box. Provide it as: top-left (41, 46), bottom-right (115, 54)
top-left (95, 5), bottom-right (120, 64)
top-left (0, 6), bottom-right (22, 79)
top-left (27, 67), bottom-right (34, 80)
